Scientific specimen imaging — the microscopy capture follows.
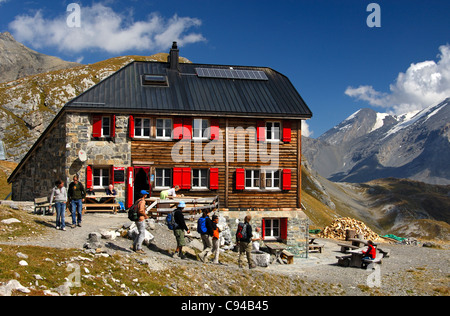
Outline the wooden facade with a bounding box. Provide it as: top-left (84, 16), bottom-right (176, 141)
top-left (128, 116), bottom-right (302, 209)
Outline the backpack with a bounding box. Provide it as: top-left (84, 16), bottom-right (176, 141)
top-left (197, 216), bottom-right (208, 234)
top-left (128, 202), bottom-right (140, 221)
top-left (166, 211), bottom-right (178, 230)
top-left (236, 222), bottom-right (248, 241)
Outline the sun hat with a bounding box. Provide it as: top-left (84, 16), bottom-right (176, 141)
top-left (178, 201), bottom-right (186, 208)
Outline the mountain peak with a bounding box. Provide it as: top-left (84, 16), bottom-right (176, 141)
top-left (0, 32), bottom-right (81, 83)
top-left (305, 98), bottom-right (450, 185)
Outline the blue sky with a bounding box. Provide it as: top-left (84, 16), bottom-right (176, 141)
top-left (1, 0), bottom-right (449, 137)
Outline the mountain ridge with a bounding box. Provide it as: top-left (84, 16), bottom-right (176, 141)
top-left (0, 32), bottom-right (81, 84)
top-left (303, 98), bottom-right (450, 185)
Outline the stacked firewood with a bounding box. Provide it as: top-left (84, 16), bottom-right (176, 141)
top-left (319, 217), bottom-right (379, 241)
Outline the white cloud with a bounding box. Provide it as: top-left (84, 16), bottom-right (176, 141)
top-left (345, 44), bottom-right (450, 115)
top-left (9, 3), bottom-right (206, 54)
top-left (302, 121), bottom-right (313, 138)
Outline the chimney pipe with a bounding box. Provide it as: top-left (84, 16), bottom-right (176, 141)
top-left (168, 41), bottom-right (179, 71)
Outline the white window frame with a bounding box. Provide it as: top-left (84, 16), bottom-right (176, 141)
top-left (192, 169), bottom-right (209, 189)
top-left (155, 168), bottom-right (172, 190)
top-left (266, 121), bottom-right (281, 142)
top-left (156, 118), bottom-right (172, 140)
top-left (193, 118), bottom-right (210, 140)
top-left (134, 117), bottom-right (151, 138)
top-left (265, 169), bottom-right (280, 190)
top-left (245, 169), bottom-right (260, 189)
top-left (93, 167), bottom-right (110, 189)
top-left (264, 218), bottom-right (280, 241)
top-left (102, 116), bottom-right (111, 137)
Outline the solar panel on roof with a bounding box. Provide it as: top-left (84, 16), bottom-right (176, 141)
top-left (195, 68), bottom-right (268, 81)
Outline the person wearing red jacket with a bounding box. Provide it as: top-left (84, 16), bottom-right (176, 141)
top-left (362, 240), bottom-right (377, 260)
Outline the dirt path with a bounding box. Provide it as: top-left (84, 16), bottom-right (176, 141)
top-left (2, 211), bottom-right (450, 296)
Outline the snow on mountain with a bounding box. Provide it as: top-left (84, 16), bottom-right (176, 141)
top-left (303, 98), bottom-right (450, 185)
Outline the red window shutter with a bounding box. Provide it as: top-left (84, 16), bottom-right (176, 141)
top-left (236, 169), bottom-right (245, 190)
top-left (92, 115), bottom-right (102, 137)
top-left (173, 118), bottom-right (183, 140)
top-left (209, 168), bottom-right (219, 190)
top-left (173, 168), bottom-right (182, 188)
top-left (257, 120), bottom-right (266, 142)
top-left (210, 119), bottom-right (220, 140)
top-left (86, 166), bottom-right (93, 189)
top-left (129, 115), bottom-right (135, 138)
top-left (111, 115), bottom-right (116, 138)
top-left (280, 218), bottom-right (288, 240)
top-left (126, 167), bottom-right (134, 208)
top-left (283, 120), bottom-right (292, 143)
top-left (183, 118), bottom-right (192, 140)
top-left (282, 169), bottom-right (292, 191)
top-left (182, 168), bottom-right (192, 190)
top-left (262, 219), bottom-right (266, 239)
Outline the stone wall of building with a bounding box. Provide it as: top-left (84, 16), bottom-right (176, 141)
top-left (220, 208), bottom-right (309, 258)
top-left (65, 113), bottom-right (131, 202)
top-left (11, 115), bottom-right (67, 201)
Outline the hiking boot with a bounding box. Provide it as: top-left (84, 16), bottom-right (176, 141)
top-left (172, 252), bottom-right (180, 258)
top-left (179, 253), bottom-right (187, 260)
top-left (136, 249), bottom-right (145, 255)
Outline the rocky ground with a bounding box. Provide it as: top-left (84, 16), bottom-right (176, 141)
top-left (1, 210), bottom-right (449, 296)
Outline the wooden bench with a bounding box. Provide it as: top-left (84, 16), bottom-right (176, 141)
top-left (281, 250), bottom-right (294, 264)
top-left (362, 254), bottom-right (384, 268)
top-left (83, 203), bottom-right (120, 214)
top-left (309, 244), bottom-right (325, 253)
top-left (377, 248), bottom-right (390, 258)
top-left (34, 197), bottom-right (53, 215)
top-left (336, 255), bottom-right (352, 267)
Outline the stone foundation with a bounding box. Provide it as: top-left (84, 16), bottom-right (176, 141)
top-left (219, 208), bottom-right (309, 258)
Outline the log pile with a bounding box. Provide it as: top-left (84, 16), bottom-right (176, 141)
top-left (319, 217), bottom-right (379, 241)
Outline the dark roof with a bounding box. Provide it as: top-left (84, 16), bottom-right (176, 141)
top-left (66, 61), bottom-right (312, 119)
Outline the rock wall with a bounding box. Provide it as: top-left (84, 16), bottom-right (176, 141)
top-left (65, 113), bottom-right (131, 201)
top-left (11, 114), bottom-right (67, 201)
top-left (220, 209), bottom-right (309, 258)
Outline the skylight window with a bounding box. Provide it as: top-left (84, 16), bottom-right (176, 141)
top-left (142, 74), bottom-right (168, 86)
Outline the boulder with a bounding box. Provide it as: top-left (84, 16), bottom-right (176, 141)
top-left (0, 280), bottom-right (30, 296)
top-left (252, 253), bottom-right (271, 267)
top-left (1, 218), bottom-right (21, 225)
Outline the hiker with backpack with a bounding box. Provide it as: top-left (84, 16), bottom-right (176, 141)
top-left (211, 214), bottom-right (222, 265)
top-left (131, 190), bottom-right (149, 254)
top-left (236, 215), bottom-right (256, 269)
top-left (198, 209), bottom-right (214, 263)
top-left (171, 201), bottom-right (190, 259)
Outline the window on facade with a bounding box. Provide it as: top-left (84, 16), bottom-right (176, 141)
top-left (193, 119), bottom-right (209, 140)
top-left (192, 169), bottom-right (208, 189)
top-left (264, 219), bottom-right (280, 240)
top-left (266, 121), bottom-right (280, 141)
top-left (155, 168), bottom-right (172, 188)
top-left (245, 169), bottom-right (260, 189)
top-left (156, 118), bottom-right (172, 139)
top-left (265, 170), bottom-right (280, 189)
top-left (134, 118), bottom-right (151, 138)
top-left (93, 168), bottom-right (110, 188)
top-left (102, 116), bottom-right (111, 137)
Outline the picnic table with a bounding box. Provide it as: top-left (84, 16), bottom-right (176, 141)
top-left (83, 194), bottom-right (120, 214)
top-left (336, 247), bottom-right (385, 268)
top-left (309, 238), bottom-right (325, 253)
top-left (266, 242), bottom-right (287, 263)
